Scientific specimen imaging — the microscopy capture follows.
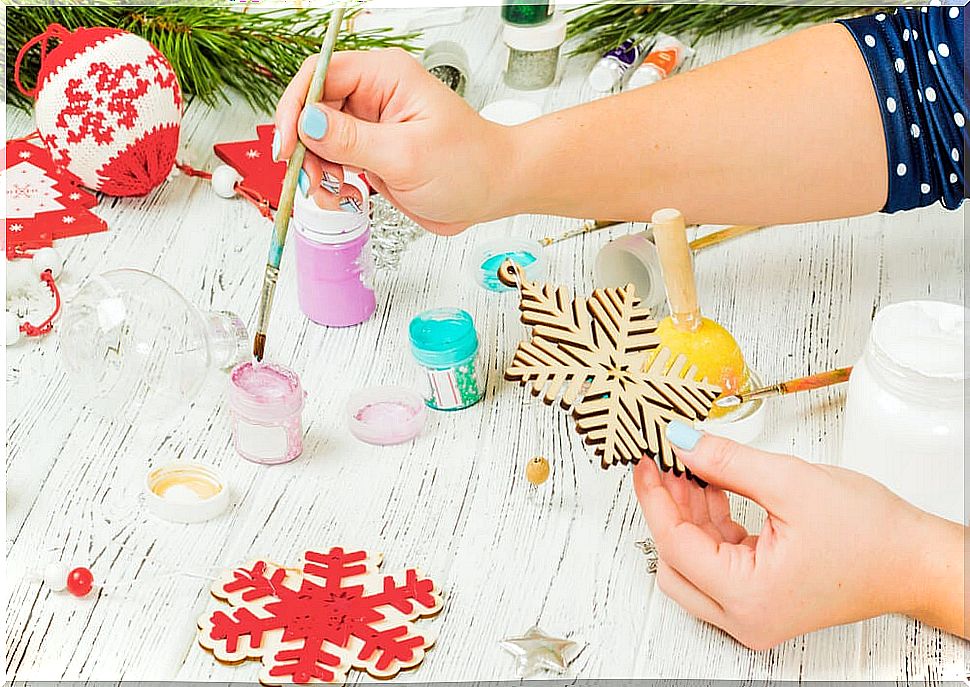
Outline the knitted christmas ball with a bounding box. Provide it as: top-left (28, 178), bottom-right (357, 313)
top-left (20, 25), bottom-right (182, 197)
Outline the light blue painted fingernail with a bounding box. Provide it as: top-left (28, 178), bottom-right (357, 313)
top-left (298, 169), bottom-right (310, 197)
top-left (666, 420), bottom-right (701, 451)
top-left (301, 106), bottom-right (328, 140)
top-left (271, 130), bottom-right (281, 162)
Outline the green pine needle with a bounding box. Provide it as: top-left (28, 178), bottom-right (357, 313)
top-left (6, 5), bottom-right (419, 113)
top-left (566, 4), bottom-right (890, 56)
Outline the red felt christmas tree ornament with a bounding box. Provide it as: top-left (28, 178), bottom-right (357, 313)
top-left (14, 23), bottom-right (183, 197)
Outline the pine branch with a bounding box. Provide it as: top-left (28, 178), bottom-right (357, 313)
top-left (566, 4), bottom-right (889, 56)
top-left (6, 5), bottom-right (419, 113)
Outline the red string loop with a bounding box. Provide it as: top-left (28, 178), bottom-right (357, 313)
top-left (175, 161), bottom-right (275, 221)
top-left (14, 23), bottom-right (71, 99)
top-left (20, 271), bottom-right (62, 337)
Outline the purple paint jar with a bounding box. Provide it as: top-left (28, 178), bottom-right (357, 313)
top-left (228, 361), bottom-right (305, 465)
top-left (292, 174), bottom-right (376, 327)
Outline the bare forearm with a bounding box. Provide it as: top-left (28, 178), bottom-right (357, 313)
top-left (905, 515), bottom-right (967, 639)
top-left (507, 24), bottom-right (888, 225)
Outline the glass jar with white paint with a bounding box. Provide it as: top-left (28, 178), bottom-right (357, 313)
top-left (841, 300), bottom-right (966, 524)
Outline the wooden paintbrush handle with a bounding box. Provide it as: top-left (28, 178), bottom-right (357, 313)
top-left (651, 208), bottom-right (701, 331)
top-left (780, 366), bottom-right (853, 394)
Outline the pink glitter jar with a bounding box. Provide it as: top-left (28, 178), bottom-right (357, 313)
top-left (228, 362), bottom-right (305, 465)
top-left (292, 174), bottom-right (376, 327)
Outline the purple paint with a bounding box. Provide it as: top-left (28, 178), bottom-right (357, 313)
top-left (292, 175), bottom-right (377, 327)
top-left (228, 361), bottom-right (305, 465)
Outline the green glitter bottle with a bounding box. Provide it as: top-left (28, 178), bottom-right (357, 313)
top-left (502, 0), bottom-right (554, 26)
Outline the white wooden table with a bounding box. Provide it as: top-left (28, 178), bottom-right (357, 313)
top-left (6, 8), bottom-right (967, 682)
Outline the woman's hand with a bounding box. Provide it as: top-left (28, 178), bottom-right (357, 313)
top-left (633, 421), bottom-right (966, 649)
top-left (274, 48), bottom-right (515, 235)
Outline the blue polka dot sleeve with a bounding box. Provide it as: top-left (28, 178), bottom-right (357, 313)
top-left (838, 5), bottom-right (966, 212)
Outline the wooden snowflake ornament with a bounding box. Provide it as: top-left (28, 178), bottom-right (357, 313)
top-left (198, 547), bottom-right (442, 685)
top-left (498, 259), bottom-right (721, 478)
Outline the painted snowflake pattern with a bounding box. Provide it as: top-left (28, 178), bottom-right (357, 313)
top-left (9, 224), bottom-right (23, 233)
top-left (246, 148), bottom-right (261, 159)
top-left (18, 151), bottom-right (31, 159)
top-left (62, 216), bottom-right (76, 224)
top-left (198, 547), bottom-right (442, 685)
top-left (69, 192), bottom-right (82, 201)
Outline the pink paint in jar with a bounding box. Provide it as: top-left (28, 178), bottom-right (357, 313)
top-left (228, 361), bottom-right (305, 465)
top-left (292, 173), bottom-right (376, 327)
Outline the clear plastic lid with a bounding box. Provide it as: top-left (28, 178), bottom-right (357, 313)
top-left (346, 386), bottom-right (428, 445)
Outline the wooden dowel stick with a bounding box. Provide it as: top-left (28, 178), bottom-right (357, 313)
top-left (652, 208), bottom-right (700, 331)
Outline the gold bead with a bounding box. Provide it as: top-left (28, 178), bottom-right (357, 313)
top-left (526, 456), bottom-right (550, 485)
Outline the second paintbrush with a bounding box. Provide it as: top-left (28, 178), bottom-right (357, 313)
top-left (715, 366), bottom-right (853, 408)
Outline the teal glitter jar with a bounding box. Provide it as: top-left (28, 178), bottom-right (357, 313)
top-left (408, 308), bottom-right (485, 411)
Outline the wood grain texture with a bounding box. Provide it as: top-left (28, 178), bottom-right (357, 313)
top-left (5, 8), bottom-right (966, 682)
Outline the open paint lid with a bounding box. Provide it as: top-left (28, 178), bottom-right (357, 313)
top-left (145, 462), bottom-right (231, 523)
top-left (346, 386), bottom-right (428, 445)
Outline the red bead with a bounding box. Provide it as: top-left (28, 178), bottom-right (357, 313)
top-left (66, 567), bottom-right (94, 597)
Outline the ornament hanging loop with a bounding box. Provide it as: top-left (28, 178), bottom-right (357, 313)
top-left (20, 271), bottom-right (62, 337)
top-left (497, 258), bottom-right (525, 291)
top-left (13, 23), bottom-right (71, 98)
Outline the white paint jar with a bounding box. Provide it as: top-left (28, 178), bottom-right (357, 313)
top-left (841, 301), bottom-right (966, 524)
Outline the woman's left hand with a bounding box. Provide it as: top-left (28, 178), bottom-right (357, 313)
top-left (633, 422), bottom-right (965, 649)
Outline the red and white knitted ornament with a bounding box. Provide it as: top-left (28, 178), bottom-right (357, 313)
top-left (14, 24), bottom-right (182, 197)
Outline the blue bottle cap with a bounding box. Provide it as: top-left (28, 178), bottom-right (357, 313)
top-left (409, 308), bottom-right (479, 368)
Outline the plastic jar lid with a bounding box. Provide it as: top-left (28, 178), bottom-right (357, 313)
top-left (503, 12), bottom-right (567, 52)
top-left (480, 99), bottom-right (543, 125)
top-left (409, 308), bottom-right (479, 368)
top-left (145, 462), bottom-right (230, 523)
top-left (346, 386), bottom-right (428, 445)
top-left (228, 361), bottom-right (305, 420)
top-left (292, 173), bottom-right (369, 245)
top-left (594, 230), bottom-right (667, 315)
top-left (468, 237), bottom-right (545, 292)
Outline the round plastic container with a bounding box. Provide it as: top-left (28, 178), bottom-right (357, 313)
top-left (841, 301), bottom-right (966, 524)
top-left (503, 13), bottom-right (566, 90)
top-left (409, 308), bottom-right (485, 411)
top-left (594, 230), bottom-right (668, 315)
top-left (346, 387), bottom-right (428, 445)
top-left (292, 174), bottom-right (376, 327)
top-left (468, 237), bottom-right (545, 292)
top-left (228, 361), bottom-right (305, 465)
top-left (145, 462), bottom-right (230, 523)
top-left (423, 41), bottom-right (470, 96)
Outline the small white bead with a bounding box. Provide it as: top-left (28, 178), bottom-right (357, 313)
top-left (31, 247), bottom-right (63, 279)
top-left (211, 165), bottom-right (242, 199)
top-left (6, 312), bottom-right (22, 347)
top-left (6, 260), bottom-right (33, 297)
top-left (43, 562), bottom-right (68, 591)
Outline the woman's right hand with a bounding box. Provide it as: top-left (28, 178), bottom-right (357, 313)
top-left (274, 48), bottom-right (515, 235)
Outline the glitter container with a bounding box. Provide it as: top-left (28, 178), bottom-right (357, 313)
top-left (468, 237), bottom-right (545, 292)
top-left (228, 362), bottom-right (306, 465)
top-left (346, 387), bottom-right (428, 445)
top-left (423, 41), bottom-right (470, 97)
top-left (502, 0), bottom-right (554, 26)
top-left (409, 308), bottom-right (485, 411)
top-left (503, 13), bottom-right (566, 90)
top-left (292, 173), bottom-right (376, 327)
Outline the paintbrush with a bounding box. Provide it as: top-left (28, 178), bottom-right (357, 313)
top-left (252, 6), bottom-right (346, 362)
top-left (714, 366), bottom-right (853, 408)
top-left (540, 220), bottom-right (764, 249)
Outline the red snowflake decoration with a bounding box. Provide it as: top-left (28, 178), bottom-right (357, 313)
top-left (198, 547), bottom-right (443, 685)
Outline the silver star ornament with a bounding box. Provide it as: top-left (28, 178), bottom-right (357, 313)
top-left (499, 625), bottom-right (578, 677)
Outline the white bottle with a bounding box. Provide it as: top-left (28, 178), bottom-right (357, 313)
top-left (841, 301), bottom-right (966, 524)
